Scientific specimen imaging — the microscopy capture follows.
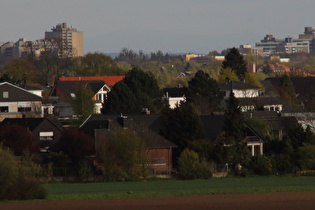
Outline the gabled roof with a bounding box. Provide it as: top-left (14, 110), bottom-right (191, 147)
top-left (0, 118), bottom-right (46, 130)
top-left (243, 111), bottom-right (299, 132)
top-left (237, 97), bottom-right (283, 106)
top-left (260, 80), bottom-right (278, 96)
top-left (0, 82), bottom-right (42, 102)
top-left (200, 114), bottom-right (265, 142)
top-left (0, 116), bottom-right (64, 132)
top-left (80, 114), bottom-right (176, 149)
top-left (21, 84), bottom-right (43, 91)
top-left (163, 88), bottom-right (185, 97)
top-left (51, 80), bottom-right (105, 102)
top-left (265, 77), bottom-right (315, 99)
top-left (59, 76), bottom-right (124, 87)
top-left (219, 81), bottom-right (260, 91)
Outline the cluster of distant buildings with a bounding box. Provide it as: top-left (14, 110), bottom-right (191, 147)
top-left (0, 22), bottom-right (83, 58)
top-left (185, 26), bottom-right (315, 63)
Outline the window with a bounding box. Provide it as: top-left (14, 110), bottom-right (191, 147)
top-left (3, 91), bottom-right (8, 98)
top-left (18, 107), bottom-right (31, 112)
top-left (18, 102), bottom-right (31, 112)
top-left (39, 132), bottom-right (54, 141)
top-left (0, 106), bottom-right (8, 112)
top-left (153, 158), bottom-right (166, 165)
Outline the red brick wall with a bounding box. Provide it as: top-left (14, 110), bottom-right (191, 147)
top-left (146, 148), bottom-right (173, 173)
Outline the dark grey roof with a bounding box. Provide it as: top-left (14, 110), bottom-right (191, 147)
top-left (80, 114), bottom-right (176, 149)
top-left (200, 115), bottom-right (226, 141)
top-left (1, 118), bottom-right (45, 130)
top-left (219, 81), bottom-right (260, 91)
top-left (260, 80), bottom-right (278, 95)
top-left (265, 77), bottom-right (315, 99)
top-left (200, 114), bottom-right (265, 142)
top-left (163, 88), bottom-right (185, 97)
top-left (237, 97), bottom-right (283, 106)
top-left (243, 111), bottom-right (299, 132)
top-left (21, 84), bottom-right (43, 91)
top-left (0, 116), bottom-right (64, 132)
top-left (0, 82), bottom-right (42, 102)
top-left (51, 80), bottom-right (105, 102)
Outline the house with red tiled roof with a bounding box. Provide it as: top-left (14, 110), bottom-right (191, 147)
top-left (256, 63), bottom-right (291, 75)
top-left (59, 76), bottom-right (124, 87)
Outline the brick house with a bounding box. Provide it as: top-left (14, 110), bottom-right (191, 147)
top-left (80, 114), bottom-right (177, 174)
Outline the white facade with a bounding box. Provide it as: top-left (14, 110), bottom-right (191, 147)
top-left (223, 89), bottom-right (259, 99)
top-left (167, 97), bottom-right (185, 109)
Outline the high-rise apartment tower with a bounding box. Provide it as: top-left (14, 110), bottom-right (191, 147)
top-left (45, 23), bottom-right (83, 57)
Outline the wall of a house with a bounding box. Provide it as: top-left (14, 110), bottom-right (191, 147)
top-left (146, 148), bottom-right (173, 174)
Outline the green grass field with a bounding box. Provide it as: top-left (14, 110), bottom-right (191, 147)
top-left (46, 176), bottom-right (315, 200)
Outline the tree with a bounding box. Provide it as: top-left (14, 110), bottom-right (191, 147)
top-left (278, 74), bottom-right (298, 109)
top-left (244, 72), bottom-right (264, 90)
top-left (215, 92), bottom-right (250, 167)
top-left (185, 70), bottom-right (223, 114)
top-left (208, 50), bottom-right (219, 57)
top-left (29, 50), bottom-right (78, 85)
top-left (218, 68), bottom-right (240, 84)
top-left (224, 92), bottom-right (245, 141)
top-left (102, 68), bottom-right (164, 114)
top-left (79, 52), bottom-right (125, 76)
top-left (222, 47), bottom-right (247, 81)
top-left (71, 81), bottom-right (96, 124)
top-left (297, 145), bottom-right (315, 170)
top-left (96, 129), bottom-right (150, 181)
top-left (102, 81), bottom-right (139, 114)
top-left (56, 128), bottom-right (94, 166)
top-left (3, 58), bottom-right (38, 85)
top-left (0, 124), bottom-right (39, 156)
top-left (262, 62), bottom-right (273, 75)
top-left (0, 145), bottom-right (47, 200)
top-left (159, 103), bottom-right (204, 149)
top-left (177, 149), bottom-right (212, 180)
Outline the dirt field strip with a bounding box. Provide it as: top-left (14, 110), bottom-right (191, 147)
top-left (1, 191), bottom-right (315, 210)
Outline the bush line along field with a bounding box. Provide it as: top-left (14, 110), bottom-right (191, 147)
top-left (46, 176), bottom-right (315, 201)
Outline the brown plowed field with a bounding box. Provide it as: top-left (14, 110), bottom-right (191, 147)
top-left (1, 192), bottom-right (314, 210)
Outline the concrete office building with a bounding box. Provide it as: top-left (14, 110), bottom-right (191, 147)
top-left (255, 34), bottom-right (310, 57)
top-left (45, 23), bottom-right (83, 57)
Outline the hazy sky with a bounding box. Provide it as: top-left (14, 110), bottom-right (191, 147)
top-left (2, 0), bottom-right (315, 54)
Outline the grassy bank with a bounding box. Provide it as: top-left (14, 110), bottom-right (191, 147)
top-left (46, 176), bottom-right (315, 200)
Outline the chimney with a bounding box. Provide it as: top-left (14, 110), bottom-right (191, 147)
top-left (117, 114), bottom-right (128, 128)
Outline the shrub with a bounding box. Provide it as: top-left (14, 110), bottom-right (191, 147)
top-left (0, 144), bottom-right (47, 200)
top-left (270, 154), bottom-right (296, 174)
top-left (78, 161), bottom-right (94, 182)
top-left (297, 145), bottom-right (315, 170)
top-left (96, 129), bottom-right (150, 182)
top-left (177, 149), bottom-right (212, 180)
top-left (248, 155), bottom-right (272, 175)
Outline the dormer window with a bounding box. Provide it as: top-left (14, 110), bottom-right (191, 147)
top-left (3, 91), bottom-right (8, 98)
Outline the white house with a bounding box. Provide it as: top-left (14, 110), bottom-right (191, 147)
top-left (219, 81), bottom-right (260, 99)
top-left (0, 82), bottom-right (42, 121)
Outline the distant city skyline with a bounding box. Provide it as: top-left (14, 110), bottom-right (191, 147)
top-left (2, 0), bottom-right (315, 55)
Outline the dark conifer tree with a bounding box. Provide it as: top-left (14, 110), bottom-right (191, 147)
top-left (223, 91), bottom-right (245, 141)
top-left (185, 70), bottom-right (223, 114)
top-left (222, 47), bottom-right (247, 81)
top-left (101, 68), bottom-right (164, 114)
